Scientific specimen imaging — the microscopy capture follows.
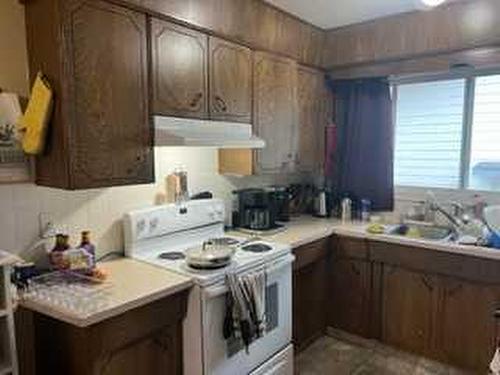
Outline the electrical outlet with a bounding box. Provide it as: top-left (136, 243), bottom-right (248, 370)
top-left (38, 212), bottom-right (56, 239)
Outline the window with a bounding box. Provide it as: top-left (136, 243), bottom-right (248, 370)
top-left (393, 72), bottom-right (500, 192)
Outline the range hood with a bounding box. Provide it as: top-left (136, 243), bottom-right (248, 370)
top-left (154, 116), bottom-right (265, 149)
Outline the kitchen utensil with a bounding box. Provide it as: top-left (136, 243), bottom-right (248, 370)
top-left (185, 238), bottom-right (236, 269)
top-left (341, 197), bottom-right (352, 223)
top-left (314, 189), bottom-right (328, 217)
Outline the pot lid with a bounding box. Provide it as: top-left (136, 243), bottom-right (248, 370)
top-left (185, 239), bottom-right (236, 264)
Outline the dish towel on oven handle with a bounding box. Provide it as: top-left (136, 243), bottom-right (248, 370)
top-left (224, 271), bottom-right (267, 353)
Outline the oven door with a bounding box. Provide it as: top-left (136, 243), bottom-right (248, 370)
top-left (202, 255), bottom-right (293, 375)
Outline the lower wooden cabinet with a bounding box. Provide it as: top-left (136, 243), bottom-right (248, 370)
top-left (329, 258), bottom-right (371, 337)
top-left (292, 238), bottom-right (328, 352)
top-left (16, 291), bottom-right (188, 375)
top-left (327, 236), bottom-right (500, 373)
top-left (436, 278), bottom-right (500, 371)
top-left (328, 237), bottom-right (372, 337)
top-left (381, 266), bottom-right (438, 359)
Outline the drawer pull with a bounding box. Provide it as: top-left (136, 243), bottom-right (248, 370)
top-left (189, 92), bottom-right (203, 108)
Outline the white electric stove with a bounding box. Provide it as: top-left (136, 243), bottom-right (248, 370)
top-left (123, 199), bottom-right (294, 375)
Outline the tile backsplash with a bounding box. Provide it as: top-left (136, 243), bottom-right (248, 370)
top-left (1, 147), bottom-right (303, 261)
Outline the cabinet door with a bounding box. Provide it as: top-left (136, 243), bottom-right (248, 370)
top-left (65, 0), bottom-right (153, 188)
top-left (329, 258), bottom-right (371, 337)
top-left (292, 239), bottom-right (328, 352)
top-left (437, 279), bottom-right (500, 372)
top-left (151, 19), bottom-right (208, 119)
top-left (296, 66), bottom-right (324, 173)
top-left (381, 266), bottom-right (438, 358)
top-left (253, 51), bottom-right (298, 174)
top-left (209, 37), bottom-right (252, 123)
top-left (99, 325), bottom-right (181, 375)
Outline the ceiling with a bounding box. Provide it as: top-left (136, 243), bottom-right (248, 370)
top-left (264, 0), bottom-right (451, 29)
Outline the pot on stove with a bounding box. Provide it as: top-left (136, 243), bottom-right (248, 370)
top-left (185, 238), bottom-right (236, 269)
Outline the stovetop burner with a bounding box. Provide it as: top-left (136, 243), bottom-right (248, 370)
top-left (241, 243), bottom-right (273, 253)
top-left (158, 252), bottom-right (186, 261)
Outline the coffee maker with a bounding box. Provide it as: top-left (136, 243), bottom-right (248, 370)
top-left (232, 188), bottom-right (280, 231)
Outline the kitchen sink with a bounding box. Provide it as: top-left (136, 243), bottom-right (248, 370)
top-left (386, 223), bottom-right (454, 241)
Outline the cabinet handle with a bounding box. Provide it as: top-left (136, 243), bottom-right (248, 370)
top-left (446, 283), bottom-right (463, 297)
top-left (421, 276), bottom-right (434, 292)
top-left (189, 92), bottom-right (203, 108)
top-left (350, 263), bottom-right (361, 276)
top-left (215, 96), bottom-right (228, 112)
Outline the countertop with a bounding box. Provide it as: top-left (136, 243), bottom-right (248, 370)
top-left (20, 258), bottom-right (193, 327)
top-left (233, 215), bottom-right (500, 261)
top-left (21, 216), bottom-right (500, 327)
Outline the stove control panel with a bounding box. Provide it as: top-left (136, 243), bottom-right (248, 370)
top-left (123, 199), bottom-right (226, 250)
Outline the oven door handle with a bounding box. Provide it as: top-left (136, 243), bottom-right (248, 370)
top-left (204, 255), bottom-right (294, 299)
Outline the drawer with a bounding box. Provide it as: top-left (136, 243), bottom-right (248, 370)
top-left (334, 236), bottom-right (369, 260)
top-left (370, 240), bottom-right (500, 284)
top-left (293, 238), bottom-right (329, 270)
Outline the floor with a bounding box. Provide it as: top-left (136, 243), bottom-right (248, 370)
top-left (295, 336), bottom-right (470, 375)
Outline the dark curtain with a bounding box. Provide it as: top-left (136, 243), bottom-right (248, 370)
top-left (328, 78), bottom-right (394, 211)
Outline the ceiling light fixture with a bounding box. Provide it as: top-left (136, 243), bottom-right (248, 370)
top-left (418, 0), bottom-right (447, 8)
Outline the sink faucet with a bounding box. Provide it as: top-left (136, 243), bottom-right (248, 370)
top-left (425, 193), bottom-right (467, 235)
top-left (428, 201), bottom-right (464, 232)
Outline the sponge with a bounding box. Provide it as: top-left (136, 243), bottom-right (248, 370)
top-left (19, 72), bottom-right (53, 155)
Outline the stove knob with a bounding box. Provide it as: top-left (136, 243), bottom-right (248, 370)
top-left (136, 219), bottom-right (146, 234)
top-left (215, 208), bottom-right (224, 219)
top-left (149, 217), bottom-right (159, 232)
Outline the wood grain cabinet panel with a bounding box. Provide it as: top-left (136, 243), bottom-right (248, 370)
top-left (19, 291), bottom-right (188, 375)
top-left (296, 66), bottom-right (323, 173)
top-left (26, 0), bottom-right (154, 189)
top-left (253, 51), bottom-right (299, 174)
top-left (436, 278), bottom-right (500, 372)
top-left (99, 325), bottom-right (181, 375)
top-left (151, 19), bottom-right (208, 119)
top-left (67, 1), bottom-right (153, 188)
top-left (329, 258), bottom-right (371, 337)
top-left (293, 239), bottom-right (329, 352)
top-left (209, 37), bottom-right (252, 123)
top-left (381, 266), bottom-right (438, 359)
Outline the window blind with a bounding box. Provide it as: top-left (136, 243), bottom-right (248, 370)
top-left (469, 75), bottom-right (500, 191)
top-left (394, 79), bottom-right (466, 189)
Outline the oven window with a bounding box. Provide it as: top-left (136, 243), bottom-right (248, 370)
top-left (226, 283), bottom-right (279, 357)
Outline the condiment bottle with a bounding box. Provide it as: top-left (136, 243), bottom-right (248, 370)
top-left (50, 234), bottom-right (68, 269)
top-left (79, 231), bottom-right (96, 267)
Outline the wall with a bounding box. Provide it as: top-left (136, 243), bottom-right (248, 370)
top-left (0, 0), bottom-right (302, 261)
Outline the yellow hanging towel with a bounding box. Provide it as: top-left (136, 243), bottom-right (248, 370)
top-left (18, 72), bottom-right (53, 155)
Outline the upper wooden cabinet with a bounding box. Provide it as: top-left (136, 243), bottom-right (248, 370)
top-left (323, 0), bottom-right (500, 69)
top-left (25, 0), bottom-right (153, 189)
top-left (253, 51), bottom-right (299, 174)
top-left (151, 19), bottom-right (208, 119)
top-left (119, 0), bottom-right (325, 68)
top-left (297, 66), bottom-right (329, 173)
top-left (209, 37), bottom-right (252, 123)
